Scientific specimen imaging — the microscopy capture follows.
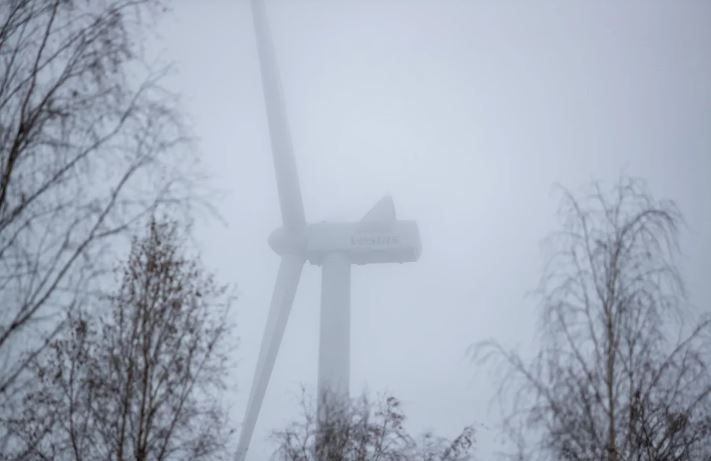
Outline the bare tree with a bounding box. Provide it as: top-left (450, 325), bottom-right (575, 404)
top-left (2, 219), bottom-right (234, 461)
top-left (0, 0), bottom-right (195, 407)
top-left (477, 178), bottom-right (711, 461)
top-left (271, 390), bottom-right (475, 461)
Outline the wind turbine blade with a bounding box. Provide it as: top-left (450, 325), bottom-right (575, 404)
top-left (251, 0), bottom-right (306, 230)
top-left (235, 254), bottom-right (305, 461)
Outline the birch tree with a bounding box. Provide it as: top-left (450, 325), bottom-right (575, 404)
top-left (0, 0), bottom-right (193, 410)
top-left (271, 391), bottom-right (475, 461)
top-left (478, 178), bottom-right (710, 461)
top-left (3, 219), bottom-right (234, 461)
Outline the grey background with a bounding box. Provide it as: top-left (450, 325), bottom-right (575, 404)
top-left (154, 1), bottom-right (711, 458)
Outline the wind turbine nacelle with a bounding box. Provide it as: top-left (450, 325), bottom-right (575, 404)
top-left (268, 196), bottom-right (422, 265)
top-left (305, 220), bottom-right (421, 265)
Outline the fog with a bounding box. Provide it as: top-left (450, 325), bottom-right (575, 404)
top-left (156, 1), bottom-right (711, 458)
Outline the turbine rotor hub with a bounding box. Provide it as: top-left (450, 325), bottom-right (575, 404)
top-left (268, 227), bottom-right (307, 255)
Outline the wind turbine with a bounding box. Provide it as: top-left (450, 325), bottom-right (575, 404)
top-left (235, 1), bottom-right (422, 460)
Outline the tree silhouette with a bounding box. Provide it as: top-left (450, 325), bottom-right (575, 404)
top-left (477, 178), bottom-right (710, 461)
top-left (271, 390), bottom-right (475, 461)
top-left (0, 0), bottom-right (195, 411)
top-left (3, 219), bottom-right (234, 461)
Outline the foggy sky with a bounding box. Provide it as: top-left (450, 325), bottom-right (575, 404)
top-left (156, 1), bottom-right (711, 458)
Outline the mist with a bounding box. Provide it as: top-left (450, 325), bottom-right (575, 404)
top-left (154, 1), bottom-right (711, 458)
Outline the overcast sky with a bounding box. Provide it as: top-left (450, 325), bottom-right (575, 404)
top-left (155, 1), bottom-right (711, 458)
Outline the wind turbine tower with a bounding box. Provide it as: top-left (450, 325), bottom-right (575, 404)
top-left (235, 1), bottom-right (422, 459)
